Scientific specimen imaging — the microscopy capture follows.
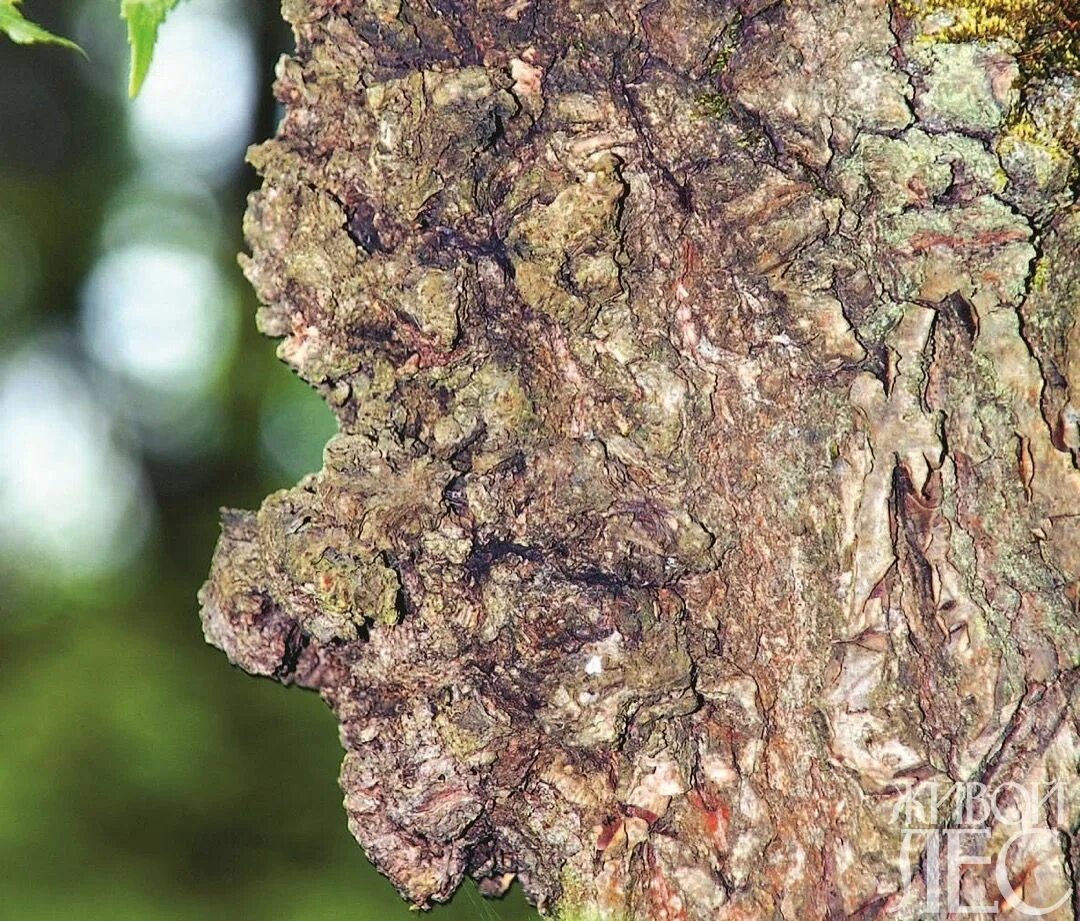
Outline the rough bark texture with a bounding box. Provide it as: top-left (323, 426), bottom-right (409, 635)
top-left (199, 1), bottom-right (1080, 917)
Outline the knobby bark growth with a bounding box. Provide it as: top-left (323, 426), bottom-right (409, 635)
top-left (199, 0), bottom-right (1080, 917)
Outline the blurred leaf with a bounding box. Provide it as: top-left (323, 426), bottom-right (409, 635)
top-left (0, 0), bottom-right (83, 53)
top-left (121, 0), bottom-right (179, 98)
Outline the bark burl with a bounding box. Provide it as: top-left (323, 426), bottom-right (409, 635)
top-left (199, 0), bottom-right (1080, 917)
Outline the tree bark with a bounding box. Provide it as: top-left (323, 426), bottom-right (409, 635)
top-left (199, 1), bottom-right (1080, 917)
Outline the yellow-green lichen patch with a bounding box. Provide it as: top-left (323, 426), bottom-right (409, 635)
top-left (898, 0), bottom-right (1080, 162)
top-left (508, 151), bottom-right (627, 328)
top-left (898, 0), bottom-right (1080, 79)
top-left (912, 40), bottom-right (1019, 130)
top-left (996, 116), bottom-right (1075, 213)
top-left (554, 863), bottom-right (632, 921)
top-left (691, 92), bottom-right (728, 121)
top-left (428, 360), bottom-right (537, 454)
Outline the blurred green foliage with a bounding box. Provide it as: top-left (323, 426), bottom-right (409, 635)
top-left (0, 0), bottom-right (83, 53)
top-left (0, 2), bottom-right (539, 919)
top-left (0, 0), bottom-right (179, 97)
top-left (121, 0), bottom-right (180, 96)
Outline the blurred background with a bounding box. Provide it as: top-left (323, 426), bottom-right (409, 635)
top-left (0, 2), bottom-right (537, 918)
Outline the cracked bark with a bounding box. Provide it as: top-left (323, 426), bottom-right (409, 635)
top-left (199, 0), bottom-right (1080, 917)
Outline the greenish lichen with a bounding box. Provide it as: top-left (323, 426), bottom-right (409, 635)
top-left (691, 91), bottom-right (729, 120)
top-left (898, 0), bottom-right (1080, 79)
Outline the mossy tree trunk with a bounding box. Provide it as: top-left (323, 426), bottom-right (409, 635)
top-left (200, 0), bottom-right (1080, 917)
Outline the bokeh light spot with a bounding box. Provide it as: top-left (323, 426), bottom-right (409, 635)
top-left (80, 242), bottom-right (239, 395)
top-left (0, 345), bottom-right (153, 577)
top-left (128, 1), bottom-right (257, 181)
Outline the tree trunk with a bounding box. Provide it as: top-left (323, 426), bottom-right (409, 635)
top-left (199, 1), bottom-right (1080, 917)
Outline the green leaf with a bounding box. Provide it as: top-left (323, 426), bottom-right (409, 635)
top-left (0, 0), bottom-right (83, 54)
top-left (121, 0), bottom-right (179, 98)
